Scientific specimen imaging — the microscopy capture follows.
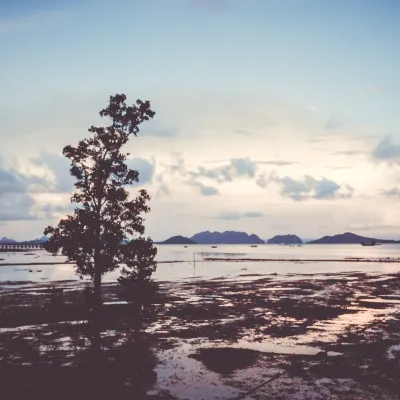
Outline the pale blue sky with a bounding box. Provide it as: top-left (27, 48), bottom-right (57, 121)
top-left (1, 0), bottom-right (400, 240)
top-left (1, 0), bottom-right (400, 128)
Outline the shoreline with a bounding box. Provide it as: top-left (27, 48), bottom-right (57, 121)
top-left (2, 256), bottom-right (400, 267)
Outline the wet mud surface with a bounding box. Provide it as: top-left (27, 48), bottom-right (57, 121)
top-left (0, 271), bottom-right (399, 399)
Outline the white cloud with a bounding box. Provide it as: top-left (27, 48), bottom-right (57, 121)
top-left (0, 89), bottom-right (396, 241)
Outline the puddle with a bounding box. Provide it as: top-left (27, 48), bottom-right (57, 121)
top-left (358, 298), bottom-right (400, 304)
top-left (0, 320), bottom-right (87, 334)
top-left (153, 344), bottom-right (242, 400)
top-left (387, 344), bottom-right (400, 359)
top-left (230, 340), bottom-right (321, 355)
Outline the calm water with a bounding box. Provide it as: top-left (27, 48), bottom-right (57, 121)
top-left (1, 244), bottom-right (400, 285)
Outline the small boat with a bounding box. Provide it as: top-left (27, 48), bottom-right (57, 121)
top-left (184, 245), bottom-right (188, 248)
top-left (211, 245), bottom-right (217, 248)
top-left (361, 241), bottom-right (381, 246)
top-left (250, 245), bottom-right (257, 248)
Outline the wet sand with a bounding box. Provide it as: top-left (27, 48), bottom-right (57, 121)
top-left (0, 270), bottom-right (399, 399)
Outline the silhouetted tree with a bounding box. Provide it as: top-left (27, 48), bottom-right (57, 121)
top-left (43, 94), bottom-right (158, 312)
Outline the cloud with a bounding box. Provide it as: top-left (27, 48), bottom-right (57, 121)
top-left (372, 137), bottom-right (400, 164)
top-left (255, 171), bottom-right (278, 188)
top-left (234, 129), bottom-right (253, 136)
top-left (214, 211), bottom-right (265, 220)
top-left (154, 174), bottom-right (170, 198)
top-left (333, 150), bottom-right (366, 156)
top-left (0, 168), bottom-right (26, 194)
top-left (243, 211), bottom-right (264, 218)
top-left (166, 155), bottom-right (354, 202)
top-left (30, 152), bottom-right (155, 192)
top-left (256, 174), bottom-right (269, 188)
top-left (325, 115), bottom-right (347, 131)
top-left (188, 181), bottom-right (219, 196)
top-left (0, 157), bottom-right (37, 221)
top-left (256, 160), bottom-right (299, 166)
top-left (382, 187), bottom-right (400, 198)
top-left (31, 151), bottom-right (74, 192)
top-left (278, 175), bottom-right (353, 201)
top-left (38, 203), bottom-right (76, 220)
top-left (140, 126), bottom-right (179, 138)
top-left (168, 156), bottom-right (260, 191)
top-left (325, 166), bottom-right (353, 170)
top-left (192, 157), bottom-right (257, 183)
top-left (126, 157), bottom-right (155, 185)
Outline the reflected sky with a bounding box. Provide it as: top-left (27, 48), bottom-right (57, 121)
top-left (1, 244), bottom-right (400, 286)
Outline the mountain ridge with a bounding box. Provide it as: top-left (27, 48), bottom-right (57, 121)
top-left (267, 234), bottom-right (303, 245)
top-left (190, 230), bottom-right (265, 244)
top-left (0, 236), bottom-right (49, 244)
top-left (158, 235), bottom-right (197, 245)
top-left (307, 232), bottom-right (400, 244)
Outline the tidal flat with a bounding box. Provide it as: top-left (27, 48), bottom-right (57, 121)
top-left (0, 270), bottom-right (399, 399)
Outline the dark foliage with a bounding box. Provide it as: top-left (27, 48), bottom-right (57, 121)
top-left (43, 94), bottom-right (158, 310)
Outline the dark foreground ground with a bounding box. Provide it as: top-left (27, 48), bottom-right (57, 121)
top-left (0, 270), bottom-right (399, 399)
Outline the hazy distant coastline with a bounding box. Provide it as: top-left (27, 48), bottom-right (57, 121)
top-left (3, 231), bottom-right (400, 247)
top-left (157, 231), bottom-right (400, 245)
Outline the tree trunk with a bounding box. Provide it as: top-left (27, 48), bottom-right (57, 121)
top-left (93, 270), bottom-right (102, 313)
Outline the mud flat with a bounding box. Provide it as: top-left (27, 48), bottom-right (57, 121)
top-left (0, 271), bottom-right (399, 399)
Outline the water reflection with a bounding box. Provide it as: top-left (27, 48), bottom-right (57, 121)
top-left (1, 244), bottom-right (400, 286)
top-left (0, 318), bottom-right (159, 400)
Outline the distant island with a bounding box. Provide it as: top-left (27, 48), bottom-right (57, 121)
top-left (158, 231), bottom-right (265, 245)
top-left (307, 232), bottom-right (400, 245)
top-left (0, 237), bottom-right (16, 244)
top-left (0, 236), bottom-right (49, 245)
top-left (158, 235), bottom-right (196, 245)
top-left (190, 231), bottom-right (264, 245)
top-left (267, 234), bottom-right (302, 245)
top-left (3, 231), bottom-right (400, 247)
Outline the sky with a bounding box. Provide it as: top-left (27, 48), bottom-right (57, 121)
top-left (1, 0), bottom-right (400, 241)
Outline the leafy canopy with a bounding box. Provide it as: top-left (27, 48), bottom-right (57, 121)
top-left (44, 94), bottom-right (157, 289)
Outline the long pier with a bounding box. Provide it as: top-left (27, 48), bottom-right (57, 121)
top-left (0, 243), bottom-right (44, 250)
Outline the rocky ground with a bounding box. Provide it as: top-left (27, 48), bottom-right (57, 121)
top-left (0, 271), bottom-right (399, 399)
